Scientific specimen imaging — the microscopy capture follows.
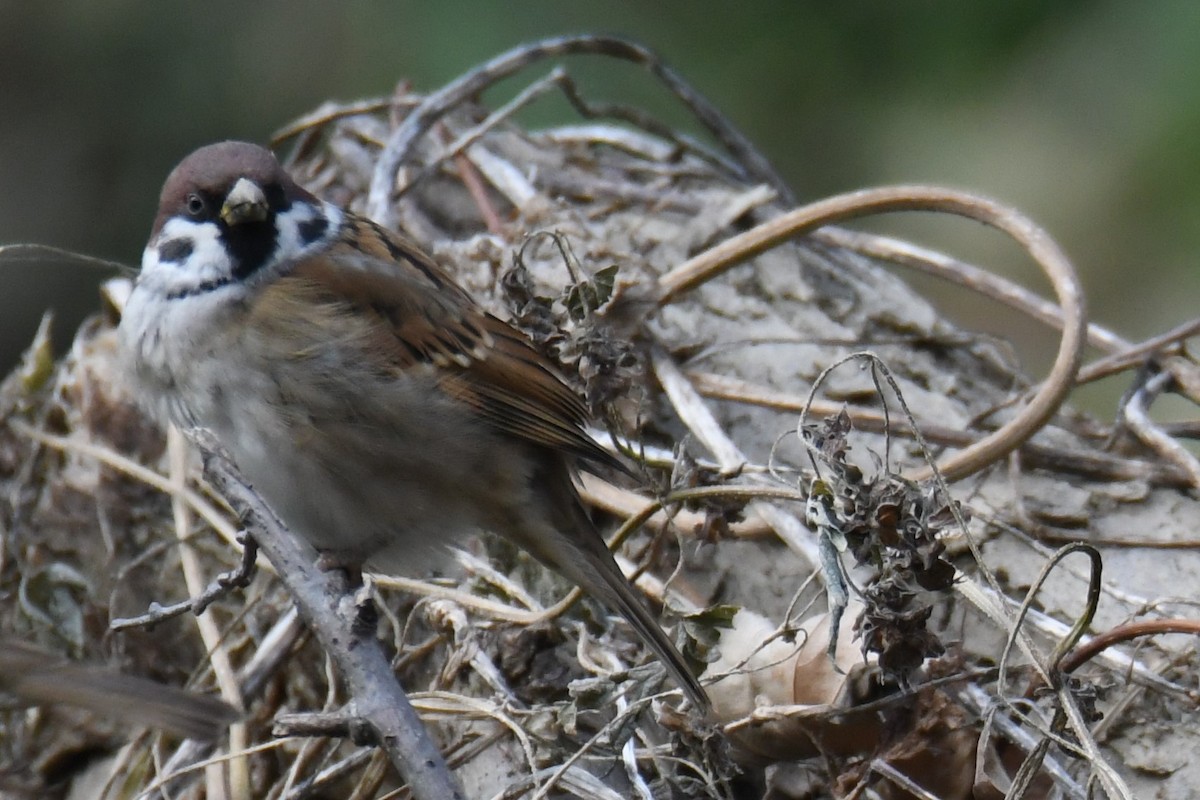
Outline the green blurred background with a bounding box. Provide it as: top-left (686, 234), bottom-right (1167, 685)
top-left (2, 2), bottom-right (1197, 416)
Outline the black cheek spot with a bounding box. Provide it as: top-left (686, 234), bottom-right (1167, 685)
top-left (157, 238), bottom-right (195, 264)
top-left (298, 216), bottom-right (328, 246)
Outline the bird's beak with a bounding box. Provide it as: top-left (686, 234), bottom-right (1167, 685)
top-left (220, 178), bottom-right (268, 226)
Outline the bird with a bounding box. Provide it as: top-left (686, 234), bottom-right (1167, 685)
top-left (118, 141), bottom-right (709, 711)
top-left (0, 637), bottom-right (237, 740)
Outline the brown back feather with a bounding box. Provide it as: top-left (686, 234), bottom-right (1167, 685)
top-left (289, 214), bottom-right (621, 472)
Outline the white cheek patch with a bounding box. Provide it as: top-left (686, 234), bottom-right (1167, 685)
top-left (273, 202), bottom-right (342, 265)
top-left (139, 218), bottom-right (236, 299)
top-left (137, 202), bottom-right (342, 298)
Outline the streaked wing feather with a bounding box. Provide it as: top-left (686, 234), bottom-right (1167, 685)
top-left (294, 214), bottom-right (621, 472)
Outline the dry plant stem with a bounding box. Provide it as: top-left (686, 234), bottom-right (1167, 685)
top-left (455, 551), bottom-right (540, 610)
top-left (503, 769), bottom-right (628, 800)
top-left (437, 122), bottom-right (506, 235)
top-left (993, 547), bottom-right (1089, 688)
top-left (453, 148), bottom-right (504, 234)
top-left (993, 584), bottom-right (1189, 699)
top-left (812, 227), bottom-right (1123, 353)
top-left (271, 99), bottom-right (393, 146)
top-left (688, 370), bottom-right (1194, 488)
top-left (527, 695), bottom-right (657, 800)
top-left (416, 692), bottom-right (540, 781)
top-left (579, 473), bottom-right (774, 538)
top-left (398, 68), bottom-right (566, 206)
top-left (132, 737), bottom-right (303, 799)
top-left (397, 67), bottom-right (571, 206)
top-left (1123, 370), bottom-right (1200, 489)
top-left (374, 575), bottom-right (552, 624)
top-left (818, 228), bottom-right (1200, 406)
top-left (184, 429), bottom-right (464, 800)
top-left (867, 759), bottom-right (942, 800)
top-left (962, 684), bottom-right (1087, 800)
top-left (658, 186), bottom-right (1087, 484)
top-left (367, 34), bottom-right (789, 221)
top-left (274, 711), bottom-right (360, 739)
top-left (9, 419), bottom-right (241, 545)
top-left (117, 611), bottom-right (304, 794)
top-left (1058, 618), bottom-right (1200, 681)
top-left (110, 535), bottom-right (258, 630)
top-left (1076, 316), bottom-right (1200, 384)
top-left (285, 748), bottom-right (377, 800)
top-left (0, 242), bottom-right (134, 277)
top-left (651, 348), bottom-right (822, 570)
top-left (544, 122), bottom-right (686, 161)
top-left (166, 428), bottom-right (251, 798)
top-left (1163, 420), bottom-right (1200, 439)
top-left (651, 347), bottom-right (744, 469)
top-left (994, 544), bottom-right (1133, 799)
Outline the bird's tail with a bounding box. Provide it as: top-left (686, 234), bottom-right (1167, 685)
top-left (0, 639), bottom-right (238, 740)
top-left (526, 463), bottom-right (710, 712)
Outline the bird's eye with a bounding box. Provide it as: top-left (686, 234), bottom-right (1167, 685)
top-left (185, 193), bottom-right (206, 217)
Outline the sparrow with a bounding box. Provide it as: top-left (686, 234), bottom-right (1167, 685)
top-left (0, 638), bottom-right (237, 740)
top-left (118, 141), bottom-right (708, 710)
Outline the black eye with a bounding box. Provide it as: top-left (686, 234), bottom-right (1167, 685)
top-left (185, 193), bottom-right (206, 217)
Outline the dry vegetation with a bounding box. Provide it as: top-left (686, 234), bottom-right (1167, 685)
top-left (2, 36), bottom-right (1200, 800)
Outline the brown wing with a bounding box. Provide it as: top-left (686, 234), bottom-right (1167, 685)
top-left (292, 215), bottom-right (622, 472)
top-left (439, 315), bottom-right (623, 470)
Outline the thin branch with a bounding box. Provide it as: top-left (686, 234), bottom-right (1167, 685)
top-left (1123, 370), bottom-right (1200, 489)
top-left (1075, 316), bottom-right (1200, 384)
top-left (111, 534), bottom-right (257, 630)
top-left (184, 429), bottom-right (464, 800)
